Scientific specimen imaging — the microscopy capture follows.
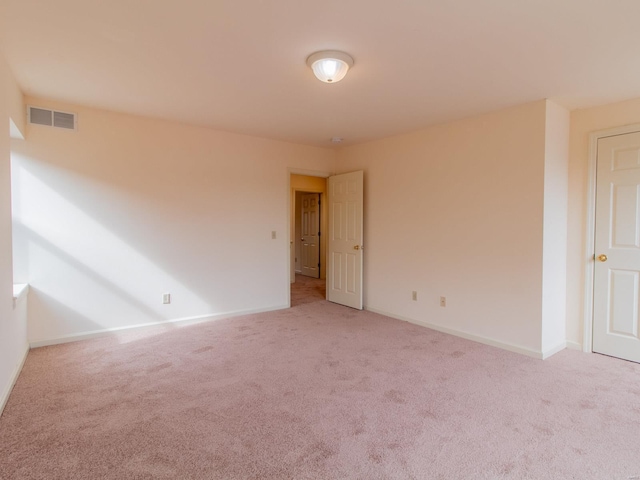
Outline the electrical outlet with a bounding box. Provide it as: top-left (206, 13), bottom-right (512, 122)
top-left (439, 296), bottom-right (446, 307)
top-left (412, 291), bottom-right (418, 301)
top-left (163, 293), bottom-right (171, 304)
top-left (272, 231), bottom-right (277, 239)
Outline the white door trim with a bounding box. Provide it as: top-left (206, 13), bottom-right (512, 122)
top-left (583, 123), bottom-right (640, 353)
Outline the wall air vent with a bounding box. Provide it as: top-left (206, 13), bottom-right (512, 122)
top-left (28, 106), bottom-right (77, 130)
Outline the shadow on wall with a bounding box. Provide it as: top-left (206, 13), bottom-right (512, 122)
top-left (14, 222), bottom-right (169, 339)
top-left (26, 288), bottom-right (107, 344)
top-left (26, 288), bottom-right (204, 347)
top-left (10, 125), bottom-right (293, 344)
top-left (11, 157), bottom-right (221, 343)
top-left (11, 143), bottom-right (286, 306)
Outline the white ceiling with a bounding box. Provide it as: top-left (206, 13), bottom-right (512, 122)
top-left (2, 0), bottom-right (640, 147)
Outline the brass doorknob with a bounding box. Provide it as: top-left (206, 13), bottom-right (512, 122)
top-left (598, 254), bottom-right (608, 262)
top-left (354, 245), bottom-right (360, 250)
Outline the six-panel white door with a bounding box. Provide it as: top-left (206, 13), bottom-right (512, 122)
top-left (301, 193), bottom-right (320, 278)
top-left (327, 171), bottom-right (364, 310)
top-left (593, 131), bottom-right (640, 363)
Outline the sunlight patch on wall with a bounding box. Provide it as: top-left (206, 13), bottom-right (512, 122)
top-left (11, 155), bottom-right (213, 343)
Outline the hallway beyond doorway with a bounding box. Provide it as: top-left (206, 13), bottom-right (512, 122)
top-left (291, 274), bottom-right (325, 307)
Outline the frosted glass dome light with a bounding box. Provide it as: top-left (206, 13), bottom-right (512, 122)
top-left (306, 51), bottom-right (354, 83)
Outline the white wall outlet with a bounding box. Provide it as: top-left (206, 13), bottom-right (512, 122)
top-left (439, 296), bottom-right (446, 307)
top-left (271, 231), bottom-right (277, 239)
top-left (163, 293), bottom-right (171, 304)
top-left (412, 291), bottom-right (418, 301)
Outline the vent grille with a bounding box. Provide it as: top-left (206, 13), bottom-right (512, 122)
top-left (28, 106), bottom-right (77, 130)
top-left (53, 111), bottom-right (76, 129)
top-left (29, 107), bottom-right (53, 126)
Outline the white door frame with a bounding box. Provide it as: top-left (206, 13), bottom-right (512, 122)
top-left (583, 123), bottom-right (640, 352)
top-left (287, 168), bottom-right (331, 308)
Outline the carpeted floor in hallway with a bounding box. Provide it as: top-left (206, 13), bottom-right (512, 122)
top-left (291, 273), bottom-right (326, 307)
top-left (1, 278), bottom-right (639, 479)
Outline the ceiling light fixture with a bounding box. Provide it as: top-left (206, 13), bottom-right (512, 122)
top-left (306, 50), bottom-right (354, 84)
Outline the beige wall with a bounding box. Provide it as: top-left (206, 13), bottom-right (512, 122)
top-left (11, 84), bottom-right (640, 358)
top-left (336, 100), bottom-right (552, 355)
top-left (290, 174), bottom-right (327, 281)
top-left (12, 97), bottom-right (334, 344)
top-left (0, 54), bottom-right (28, 414)
top-left (567, 97), bottom-right (640, 348)
top-left (7, 68), bottom-right (24, 136)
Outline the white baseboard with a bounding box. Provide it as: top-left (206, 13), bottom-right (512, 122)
top-left (365, 306), bottom-right (545, 359)
top-left (0, 342), bottom-right (30, 417)
top-left (566, 341), bottom-right (583, 351)
top-left (29, 305), bottom-right (288, 349)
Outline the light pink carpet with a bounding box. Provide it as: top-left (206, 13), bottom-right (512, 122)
top-left (1, 275), bottom-right (640, 479)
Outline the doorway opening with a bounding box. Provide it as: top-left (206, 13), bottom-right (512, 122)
top-left (290, 173), bottom-right (328, 280)
top-left (291, 274), bottom-right (326, 307)
top-left (288, 169), bottom-right (364, 310)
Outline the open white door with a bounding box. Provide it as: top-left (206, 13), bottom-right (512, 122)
top-left (327, 171), bottom-right (363, 309)
top-left (593, 131), bottom-right (640, 363)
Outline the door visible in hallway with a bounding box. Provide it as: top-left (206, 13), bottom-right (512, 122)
top-left (301, 193), bottom-right (320, 278)
top-left (327, 171), bottom-right (364, 310)
top-left (593, 131), bottom-right (640, 363)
